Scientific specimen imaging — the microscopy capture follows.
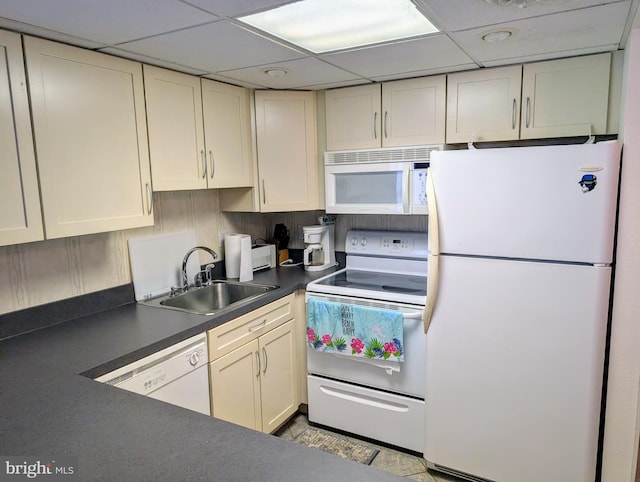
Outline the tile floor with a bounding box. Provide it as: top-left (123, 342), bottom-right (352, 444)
top-left (274, 412), bottom-right (464, 482)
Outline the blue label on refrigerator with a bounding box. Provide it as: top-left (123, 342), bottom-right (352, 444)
top-left (579, 174), bottom-right (597, 192)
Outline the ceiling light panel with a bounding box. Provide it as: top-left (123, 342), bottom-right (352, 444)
top-left (237, 0), bottom-right (439, 53)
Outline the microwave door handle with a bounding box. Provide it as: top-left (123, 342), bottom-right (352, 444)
top-left (424, 167), bottom-right (440, 333)
top-left (402, 167), bottom-right (410, 214)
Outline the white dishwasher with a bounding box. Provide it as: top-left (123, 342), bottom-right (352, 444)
top-left (95, 333), bottom-right (210, 416)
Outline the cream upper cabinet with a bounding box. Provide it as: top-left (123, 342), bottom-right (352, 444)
top-left (325, 84), bottom-right (381, 150)
top-left (520, 53), bottom-right (611, 139)
top-left (24, 36), bottom-right (153, 239)
top-left (144, 67), bottom-right (253, 191)
top-left (446, 65), bottom-right (523, 143)
top-left (144, 65), bottom-right (207, 191)
top-left (325, 76), bottom-right (446, 150)
top-left (447, 53), bottom-right (612, 143)
top-left (383, 76), bottom-right (446, 146)
top-left (0, 30), bottom-right (43, 246)
top-left (254, 90), bottom-right (319, 212)
top-left (201, 79), bottom-right (253, 188)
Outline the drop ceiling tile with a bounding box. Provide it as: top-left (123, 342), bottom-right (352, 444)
top-left (219, 57), bottom-right (363, 90)
top-left (115, 20), bottom-right (305, 73)
top-left (0, 0), bottom-right (217, 45)
top-left (419, 0), bottom-right (626, 33)
top-left (183, 0), bottom-right (297, 18)
top-left (320, 34), bottom-right (476, 79)
top-left (99, 47), bottom-right (210, 76)
top-left (202, 73), bottom-right (267, 89)
top-left (0, 18), bottom-right (106, 49)
top-left (369, 63), bottom-right (478, 83)
top-left (450, 2), bottom-right (629, 64)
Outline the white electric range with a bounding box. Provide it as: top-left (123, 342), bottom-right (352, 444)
top-left (305, 230), bottom-right (428, 452)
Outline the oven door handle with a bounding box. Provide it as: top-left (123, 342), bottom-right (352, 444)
top-left (403, 311), bottom-right (423, 320)
top-left (424, 166), bottom-right (440, 334)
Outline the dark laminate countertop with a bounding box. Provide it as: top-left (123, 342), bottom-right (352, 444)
top-left (0, 265), bottom-right (406, 481)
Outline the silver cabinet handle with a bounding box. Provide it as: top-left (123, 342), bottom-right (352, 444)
top-left (200, 150), bottom-right (206, 179)
top-left (384, 111), bottom-right (388, 138)
top-left (255, 350), bottom-right (261, 378)
top-left (373, 111), bottom-right (378, 139)
top-left (249, 319), bottom-right (267, 332)
top-left (209, 150), bottom-right (214, 179)
top-left (262, 179), bottom-right (266, 204)
top-left (262, 347), bottom-right (268, 374)
top-left (145, 183), bottom-right (153, 215)
top-left (512, 99), bottom-right (516, 130)
top-left (526, 97), bottom-right (531, 128)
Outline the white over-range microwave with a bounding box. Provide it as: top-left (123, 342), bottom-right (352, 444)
top-left (324, 145), bottom-right (442, 215)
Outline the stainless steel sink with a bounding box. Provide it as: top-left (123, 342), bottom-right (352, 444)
top-left (142, 280), bottom-right (278, 315)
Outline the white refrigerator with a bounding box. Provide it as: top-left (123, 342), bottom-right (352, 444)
top-left (423, 142), bottom-right (621, 482)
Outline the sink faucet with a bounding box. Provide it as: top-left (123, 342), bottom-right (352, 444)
top-left (182, 246), bottom-right (218, 291)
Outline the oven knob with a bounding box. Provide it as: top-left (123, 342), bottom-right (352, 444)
top-left (360, 238), bottom-right (367, 247)
top-left (350, 236), bottom-right (358, 246)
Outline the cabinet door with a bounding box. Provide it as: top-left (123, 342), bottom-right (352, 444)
top-left (325, 84), bottom-right (381, 150)
top-left (521, 53), bottom-right (611, 139)
top-left (259, 319), bottom-right (297, 433)
top-left (143, 65), bottom-right (206, 191)
top-left (382, 76), bottom-right (446, 147)
top-left (24, 37), bottom-right (153, 238)
top-left (202, 79), bottom-right (253, 188)
top-left (0, 30), bottom-right (43, 246)
top-left (210, 339), bottom-right (262, 431)
top-left (254, 90), bottom-right (319, 212)
top-left (446, 65), bottom-right (522, 143)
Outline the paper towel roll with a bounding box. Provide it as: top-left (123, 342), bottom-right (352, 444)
top-left (224, 234), bottom-right (253, 282)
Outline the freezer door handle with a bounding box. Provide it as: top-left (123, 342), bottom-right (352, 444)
top-left (424, 167), bottom-right (440, 333)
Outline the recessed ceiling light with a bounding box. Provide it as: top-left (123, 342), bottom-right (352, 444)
top-left (264, 68), bottom-right (288, 77)
top-left (237, 0), bottom-right (439, 54)
top-left (482, 30), bottom-right (513, 42)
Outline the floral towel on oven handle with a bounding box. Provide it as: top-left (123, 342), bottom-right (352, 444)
top-left (306, 297), bottom-right (404, 362)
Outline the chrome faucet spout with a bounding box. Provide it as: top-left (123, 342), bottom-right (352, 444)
top-left (182, 246), bottom-right (218, 291)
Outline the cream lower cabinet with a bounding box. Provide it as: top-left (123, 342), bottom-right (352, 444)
top-left (0, 30), bottom-right (43, 246)
top-left (144, 65), bottom-right (253, 191)
top-left (208, 294), bottom-right (298, 433)
top-left (24, 36), bottom-right (153, 239)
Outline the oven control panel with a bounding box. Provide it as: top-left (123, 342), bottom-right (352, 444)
top-left (346, 230), bottom-right (428, 258)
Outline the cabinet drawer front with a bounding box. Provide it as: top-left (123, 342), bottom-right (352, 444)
top-left (208, 293), bottom-right (294, 360)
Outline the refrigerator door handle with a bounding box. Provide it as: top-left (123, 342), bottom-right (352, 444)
top-left (424, 167), bottom-right (440, 333)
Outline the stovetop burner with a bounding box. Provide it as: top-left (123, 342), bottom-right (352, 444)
top-left (312, 269), bottom-right (427, 298)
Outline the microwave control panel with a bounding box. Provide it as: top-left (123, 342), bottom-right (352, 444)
top-left (411, 169), bottom-right (428, 215)
top-left (346, 230), bottom-right (428, 258)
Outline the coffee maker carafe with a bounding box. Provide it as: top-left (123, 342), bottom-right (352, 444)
top-left (303, 225), bottom-right (335, 272)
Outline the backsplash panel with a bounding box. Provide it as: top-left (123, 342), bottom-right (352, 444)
top-left (0, 188), bottom-right (427, 316)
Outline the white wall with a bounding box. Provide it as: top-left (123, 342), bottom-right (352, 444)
top-left (602, 27), bottom-right (640, 482)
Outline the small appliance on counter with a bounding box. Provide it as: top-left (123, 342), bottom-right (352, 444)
top-left (303, 224), bottom-right (335, 272)
top-left (251, 244), bottom-right (276, 272)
